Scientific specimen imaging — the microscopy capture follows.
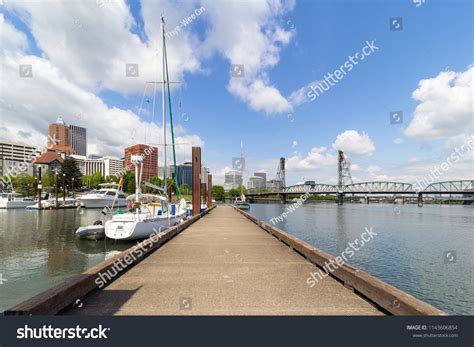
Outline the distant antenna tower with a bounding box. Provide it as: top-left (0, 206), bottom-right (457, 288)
top-left (276, 157), bottom-right (286, 189)
top-left (338, 150), bottom-right (353, 187)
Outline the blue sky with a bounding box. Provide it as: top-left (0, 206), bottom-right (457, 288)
top-left (0, 0), bottom-right (472, 185)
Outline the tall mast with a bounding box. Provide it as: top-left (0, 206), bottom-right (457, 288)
top-left (162, 18), bottom-right (182, 198)
top-left (161, 17), bottom-right (167, 191)
top-left (240, 140), bottom-right (244, 196)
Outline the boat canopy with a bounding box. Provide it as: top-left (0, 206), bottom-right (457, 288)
top-left (126, 194), bottom-right (167, 203)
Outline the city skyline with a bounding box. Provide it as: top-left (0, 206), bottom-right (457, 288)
top-left (0, 1), bottom-right (472, 186)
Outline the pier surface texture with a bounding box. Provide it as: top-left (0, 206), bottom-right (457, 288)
top-left (65, 206), bottom-right (382, 315)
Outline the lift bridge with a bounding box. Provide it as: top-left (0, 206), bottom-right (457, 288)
top-left (245, 152), bottom-right (474, 206)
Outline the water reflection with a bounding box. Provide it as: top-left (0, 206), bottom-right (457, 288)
top-left (0, 209), bottom-right (132, 312)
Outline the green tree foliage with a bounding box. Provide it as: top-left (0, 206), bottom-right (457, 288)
top-left (40, 169), bottom-right (55, 190)
top-left (226, 185), bottom-right (246, 197)
top-left (12, 174), bottom-right (35, 196)
top-left (148, 176), bottom-right (163, 189)
top-left (212, 185), bottom-right (225, 201)
top-left (179, 183), bottom-right (190, 196)
top-left (59, 157), bottom-right (82, 191)
top-left (122, 171), bottom-right (135, 195)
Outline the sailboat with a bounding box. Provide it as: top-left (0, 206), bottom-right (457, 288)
top-left (234, 141), bottom-right (250, 210)
top-left (105, 17), bottom-right (187, 240)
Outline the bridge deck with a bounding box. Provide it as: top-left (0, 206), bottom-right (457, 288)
top-left (64, 206), bottom-right (382, 315)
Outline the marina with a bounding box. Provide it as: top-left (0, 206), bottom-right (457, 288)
top-left (2, 202), bottom-right (471, 315)
top-left (0, 2), bottom-right (472, 345)
top-left (2, 205), bottom-right (445, 316)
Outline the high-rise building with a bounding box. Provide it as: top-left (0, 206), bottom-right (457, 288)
top-left (224, 170), bottom-right (242, 191)
top-left (247, 176), bottom-right (265, 189)
top-left (48, 117), bottom-right (75, 155)
top-left (157, 165), bottom-right (176, 181)
top-left (69, 124), bottom-right (87, 156)
top-left (176, 162), bottom-right (193, 187)
top-left (0, 140), bottom-right (38, 176)
top-left (124, 144), bottom-right (158, 181)
top-left (102, 156), bottom-right (124, 177)
top-left (254, 172), bottom-right (267, 187)
top-left (70, 155), bottom-right (124, 177)
top-left (266, 179), bottom-right (282, 191)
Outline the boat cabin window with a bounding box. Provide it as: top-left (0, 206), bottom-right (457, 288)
top-left (105, 191), bottom-right (116, 196)
top-left (118, 194), bottom-right (126, 199)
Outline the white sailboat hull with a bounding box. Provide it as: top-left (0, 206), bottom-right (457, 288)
top-left (105, 212), bottom-right (186, 240)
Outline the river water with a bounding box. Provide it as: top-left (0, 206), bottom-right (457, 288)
top-left (0, 204), bottom-right (472, 314)
top-left (0, 208), bottom-right (131, 312)
top-left (248, 203), bottom-right (474, 315)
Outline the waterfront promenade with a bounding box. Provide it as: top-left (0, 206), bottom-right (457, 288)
top-left (65, 206), bottom-right (382, 315)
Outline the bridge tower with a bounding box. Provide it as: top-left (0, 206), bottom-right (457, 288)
top-left (337, 150), bottom-right (353, 205)
top-left (276, 157), bottom-right (286, 204)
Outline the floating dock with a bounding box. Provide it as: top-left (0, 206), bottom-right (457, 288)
top-left (5, 205), bottom-right (444, 316)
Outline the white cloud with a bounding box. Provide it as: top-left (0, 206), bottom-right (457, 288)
top-left (405, 66), bottom-right (473, 141)
top-left (292, 140), bottom-right (298, 148)
top-left (367, 165), bottom-right (381, 173)
top-left (3, 0), bottom-right (296, 117)
top-left (408, 157), bottom-right (421, 163)
top-left (0, 12), bottom-right (204, 157)
top-left (0, 14), bottom-right (28, 53)
top-left (288, 79), bottom-right (323, 108)
top-left (201, 0), bottom-right (295, 115)
top-left (4, 0), bottom-right (204, 95)
top-left (332, 130), bottom-right (375, 156)
top-left (393, 138), bottom-right (403, 144)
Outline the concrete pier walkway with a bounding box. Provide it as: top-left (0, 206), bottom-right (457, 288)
top-left (65, 206), bottom-right (382, 315)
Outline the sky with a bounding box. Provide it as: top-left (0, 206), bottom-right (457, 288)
top-left (0, 0), bottom-right (472, 186)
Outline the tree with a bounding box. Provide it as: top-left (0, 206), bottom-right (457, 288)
top-left (41, 170), bottom-right (55, 190)
top-left (122, 171), bottom-right (135, 195)
top-left (12, 174), bottom-right (35, 196)
top-left (88, 172), bottom-right (104, 189)
top-left (179, 183), bottom-right (190, 196)
top-left (212, 185), bottom-right (225, 201)
top-left (148, 176), bottom-right (163, 188)
top-left (227, 187), bottom-right (241, 197)
top-left (59, 157), bottom-right (83, 191)
top-left (227, 185), bottom-right (245, 198)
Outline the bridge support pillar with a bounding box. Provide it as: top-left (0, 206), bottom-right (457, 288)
top-left (336, 193), bottom-right (344, 206)
top-left (279, 194), bottom-right (287, 204)
top-left (417, 193), bottom-right (423, 207)
top-left (364, 195), bottom-right (369, 204)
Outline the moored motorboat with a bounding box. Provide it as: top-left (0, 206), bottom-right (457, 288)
top-left (77, 183), bottom-right (127, 209)
top-left (0, 192), bottom-right (34, 209)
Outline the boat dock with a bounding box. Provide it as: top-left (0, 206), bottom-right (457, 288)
top-left (5, 206), bottom-right (444, 316)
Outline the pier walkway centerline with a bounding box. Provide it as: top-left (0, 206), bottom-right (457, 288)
top-left (64, 206), bottom-right (382, 315)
